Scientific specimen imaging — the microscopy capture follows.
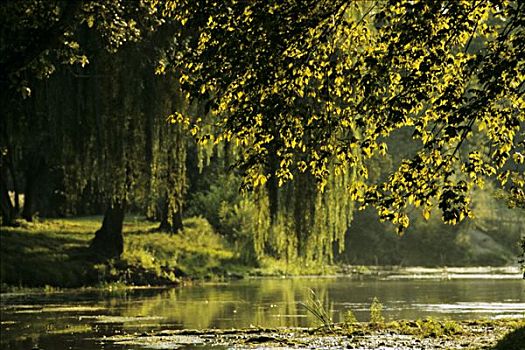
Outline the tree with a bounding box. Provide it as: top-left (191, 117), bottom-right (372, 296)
top-left (1, 0), bottom-right (144, 227)
top-left (0, 0), bottom-right (84, 224)
top-left (0, 0), bottom-right (187, 258)
top-left (164, 0), bottom-right (524, 234)
top-left (2, 0), bottom-right (523, 267)
top-left (144, 74), bottom-right (189, 234)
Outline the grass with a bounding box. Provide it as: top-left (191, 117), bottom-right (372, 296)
top-left (0, 219), bottom-right (96, 288)
top-left (121, 216), bottom-right (235, 281)
top-left (300, 289), bottom-right (333, 331)
top-left (253, 256), bottom-right (338, 276)
top-left (302, 295), bottom-right (475, 339)
top-left (0, 216), bottom-right (236, 288)
top-left (2, 216), bottom-right (343, 289)
top-left (369, 297), bottom-right (385, 324)
top-left (1, 215), bottom-right (353, 289)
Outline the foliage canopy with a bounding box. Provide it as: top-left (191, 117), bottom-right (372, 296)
top-left (163, 0), bottom-right (524, 232)
top-left (2, 0), bottom-right (523, 232)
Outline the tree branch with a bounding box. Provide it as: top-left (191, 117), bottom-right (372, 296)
top-left (1, 0), bottom-right (83, 82)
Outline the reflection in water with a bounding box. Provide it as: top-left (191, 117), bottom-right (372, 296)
top-left (1, 277), bottom-right (524, 349)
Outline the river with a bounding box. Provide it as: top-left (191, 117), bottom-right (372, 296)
top-left (1, 271), bottom-right (524, 349)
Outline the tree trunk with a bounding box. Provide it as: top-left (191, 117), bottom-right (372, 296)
top-left (158, 195), bottom-right (183, 234)
top-left (519, 234), bottom-right (525, 279)
top-left (21, 157), bottom-right (45, 221)
top-left (266, 138), bottom-right (280, 224)
top-left (90, 202), bottom-right (125, 259)
top-left (21, 173), bottom-right (36, 222)
top-left (6, 154), bottom-right (20, 213)
top-left (1, 163), bottom-right (17, 226)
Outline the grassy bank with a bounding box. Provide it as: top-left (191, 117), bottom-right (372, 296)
top-left (1, 217), bottom-right (522, 289)
top-left (0, 216), bottom-right (241, 288)
top-left (0, 216), bottom-right (339, 289)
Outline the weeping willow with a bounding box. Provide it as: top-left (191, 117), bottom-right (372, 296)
top-left (36, 46), bottom-right (148, 215)
top-left (143, 74), bottom-right (190, 232)
top-left (244, 162), bottom-right (356, 264)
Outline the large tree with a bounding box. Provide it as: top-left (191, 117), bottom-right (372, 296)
top-left (0, 0), bottom-right (187, 258)
top-left (2, 0), bottom-right (523, 266)
top-left (164, 0), bottom-right (524, 233)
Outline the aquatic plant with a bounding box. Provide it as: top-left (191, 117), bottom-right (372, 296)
top-left (370, 297), bottom-right (385, 324)
top-left (301, 289), bottom-right (333, 331)
top-left (343, 309), bottom-right (358, 332)
top-left (386, 318), bottom-right (464, 338)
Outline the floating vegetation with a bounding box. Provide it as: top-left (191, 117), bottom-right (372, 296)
top-left (14, 305), bottom-right (106, 314)
top-left (86, 315), bottom-right (165, 324)
top-left (48, 324), bottom-right (93, 335)
top-left (107, 334), bottom-right (206, 349)
top-left (97, 319), bottom-right (524, 350)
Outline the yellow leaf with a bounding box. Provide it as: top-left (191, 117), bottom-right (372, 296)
top-left (423, 208), bottom-right (430, 221)
top-left (478, 120), bottom-right (486, 132)
top-left (87, 16), bottom-right (95, 28)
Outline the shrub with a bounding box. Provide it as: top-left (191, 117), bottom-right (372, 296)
top-left (370, 297), bottom-right (385, 324)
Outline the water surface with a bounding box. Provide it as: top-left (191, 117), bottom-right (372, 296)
top-left (1, 274), bottom-right (524, 349)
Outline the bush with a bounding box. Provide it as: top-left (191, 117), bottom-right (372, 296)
top-left (186, 173), bottom-right (242, 231)
top-left (123, 216), bottom-right (234, 279)
top-left (218, 199), bottom-right (260, 265)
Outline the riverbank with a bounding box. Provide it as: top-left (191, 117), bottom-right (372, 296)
top-left (0, 217), bottom-right (523, 289)
top-left (0, 216), bottom-right (337, 289)
top-left (0, 216), bottom-right (235, 288)
top-left (89, 319), bottom-right (525, 349)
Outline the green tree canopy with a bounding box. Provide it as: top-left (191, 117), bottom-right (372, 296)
top-left (0, 0), bottom-right (187, 257)
top-left (1, 0), bottom-right (523, 265)
top-left (164, 0), bottom-right (524, 232)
